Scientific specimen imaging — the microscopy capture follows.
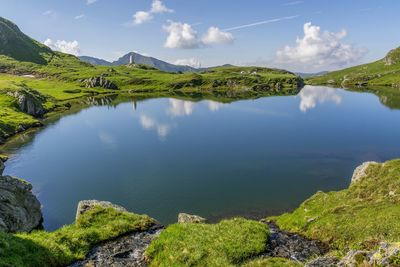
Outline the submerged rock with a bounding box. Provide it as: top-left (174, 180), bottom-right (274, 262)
top-left (351, 161), bottom-right (378, 184)
top-left (178, 213), bottom-right (207, 224)
top-left (0, 175), bottom-right (42, 232)
top-left (7, 88), bottom-right (46, 117)
top-left (75, 200), bottom-right (127, 221)
top-left (84, 76), bottom-right (118, 90)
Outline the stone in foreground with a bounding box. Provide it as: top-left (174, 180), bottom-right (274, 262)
top-left (0, 175), bottom-right (42, 232)
top-left (75, 200), bottom-right (128, 221)
top-left (178, 213), bottom-right (207, 224)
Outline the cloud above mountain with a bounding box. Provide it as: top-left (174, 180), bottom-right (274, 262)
top-left (276, 22), bottom-right (366, 71)
top-left (44, 39), bottom-right (81, 56)
top-left (163, 21), bottom-right (234, 49)
top-left (133, 0), bottom-right (174, 25)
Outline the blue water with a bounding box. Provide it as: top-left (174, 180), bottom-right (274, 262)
top-left (3, 86), bottom-right (400, 230)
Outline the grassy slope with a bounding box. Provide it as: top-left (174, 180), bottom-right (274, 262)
top-left (146, 218), bottom-right (269, 267)
top-left (0, 206), bottom-right (155, 267)
top-left (307, 48), bottom-right (400, 88)
top-left (272, 159), bottom-right (400, 253)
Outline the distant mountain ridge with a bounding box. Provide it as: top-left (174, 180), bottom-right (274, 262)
top-left (79, 52), bottom-right (201, 73)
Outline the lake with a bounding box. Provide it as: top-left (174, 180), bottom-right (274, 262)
top-left (3, 85), bottom-right (400, 230)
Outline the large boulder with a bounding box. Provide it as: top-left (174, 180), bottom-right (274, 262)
top-left (7, 89), bottom-right (46, 117)
top-left (83, 77), bottom-right (118, 90)
top-left (177, 213), bottom-right (207, 224)
top-left (0, 175), bottom-right (42, 232)
top-left (351, 161), bottom-right (378, 184)
top-left (75, 200), bottom-right (127, 221)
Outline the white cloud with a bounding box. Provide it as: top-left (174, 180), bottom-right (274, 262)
top-left (43, 10), bottom-right (54, 16)
top-left (75, 14), bottom-right (85, 20)
top-left (132, 0), bottom-right (173, 25)
top-left (151, 0), bottom-right (174, 13)
top-left (202, 27), bottom-right (234, 45)
top-left (133, 11), bottom-right (153, 25)
top-left (163, 21), bottom-right (200, 49)
top-left (276, 22), bottom-right (366, 71)
top-left (167, 99), bottom-right (195, 117)
top-left (173, 58), bottom-right (202, 68)
top-left (44, 39), bottom-right (81, 56)
top-left (163, 21), bottom-right (235, 49)
top-left (207, 101), bottom-right (224, 112)
top-left (139, 114), bottom-right (171, 138)
top-left (298, 86), bottom-right (342, 112)
top-left (87, 0), bottom-right (97, 5)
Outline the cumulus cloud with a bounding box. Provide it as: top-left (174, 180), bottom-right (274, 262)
top-left (163, 21), bottom-right (200, 49)
top-left (75, 14), bottom-right (85, 20)
top-left (139, 114), bottom-right (171, 138)
top-left (133, 11), bottom-right (153, 25)
top-left (132, 0), bottom-right (173, 25)
top-left (87, 0), bottom-right (97, 5)
top-left (173, 58), bottom-right (202, 68)
top-left (276, 22), bottom-right (366, 71)
top-left (163, 21), bottom-right (234, 49)
top-left (298, 86), bottom-right (342, 112)
top-left (202, 27), bottom-right (234, 45)
top-left (167, 99), bottom-right (196, 117)
top-left (44, 39), bottom-right (81, 56)
top-left (151, 0), bottom-right (174, 13)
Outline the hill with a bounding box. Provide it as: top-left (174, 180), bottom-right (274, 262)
top-left (0, 17), bottom-right (53, 64)
top-left (307, 47), bottom-right (400, 88)
top-left (79, 52), bottom-right (200, 73)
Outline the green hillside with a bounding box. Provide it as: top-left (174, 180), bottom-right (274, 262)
top-left (307, 47), bottom-right (400, 88)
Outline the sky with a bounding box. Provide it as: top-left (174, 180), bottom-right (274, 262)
top-left (1, 0), bottom-right (400, 72)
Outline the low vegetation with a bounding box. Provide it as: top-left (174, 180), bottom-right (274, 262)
top-left (0, 206), bottom-right (155, 267)
top-left (146, 218), bottom-right (269, 266)
top-left (272, 159), bottom-right (400, 253)
top-left (242, 257), bottom-right (302, 267)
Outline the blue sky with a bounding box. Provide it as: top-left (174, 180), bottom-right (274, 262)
top-left (2, 0), bottom-right (400, 72)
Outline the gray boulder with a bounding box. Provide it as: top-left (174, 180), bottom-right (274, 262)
top-left (7, 89), bottom-right (46, 117)
top-left (83, 77), bottom-right (118, 90)
top-left (177, 213), bottom-right (207, 224)
top-left (76, 200), bottom-right (127, 221)
top-left (0, 175), bottom-right (42, 232)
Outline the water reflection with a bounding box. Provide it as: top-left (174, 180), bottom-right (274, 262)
top-left (298, 86), bottom-right (342, 112)
top-left (139, 114), bottom-right (172, 139)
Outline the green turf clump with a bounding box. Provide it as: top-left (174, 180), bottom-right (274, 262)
top-left (146, 218), bottom-right (269, 267)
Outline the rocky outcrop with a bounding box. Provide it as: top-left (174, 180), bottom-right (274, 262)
top-left (178, 213), bottom-right (207, 224)
top-left (76, 200), bottom-right (127, 221)
top-left (0, 175), bottom-right (42, 232)
top-left (69, 225), bottom-right (163, 267)
top-left (384, 47), bottom-right (400, 66)
top-left (262, 221), bottom-right (328, 262)
top-left (7, 89), bottom-right (46, 117)
top-left (83, 77), bottom-right (118, 90)
top-left (351, 161), bottom-right (378, 184)
top-left (305, 256), bottom-right (339, 267)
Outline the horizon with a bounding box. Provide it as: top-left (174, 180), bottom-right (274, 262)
top-left (2, 0), bottom-right (400, 72)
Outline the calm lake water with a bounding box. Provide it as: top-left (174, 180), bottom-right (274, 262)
top-left (3, 85), bottom-right (400, 230)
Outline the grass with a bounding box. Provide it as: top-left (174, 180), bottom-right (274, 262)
top-left (146, 218), bottom-right (269, 267)
top-left (241, 257), bottom-right (302, 267)
top-left (271, 159), bottom-right (400, 253)
top-left (0, 206), bottom-right (155, 267)
top-left (307, 47), bottom-right (400, 88)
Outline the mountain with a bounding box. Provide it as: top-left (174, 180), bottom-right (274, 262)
top-left (0, 17), bottom-right (53, 64)
top-left (79, 52), bottom-right (199, 73)
top-left (296, 71), bottom-right (328, 78)
top-left (307, 46), bottom-right (400, 88)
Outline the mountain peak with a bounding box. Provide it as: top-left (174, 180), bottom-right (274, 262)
top-left (0, 17), bottom-right (53, 64)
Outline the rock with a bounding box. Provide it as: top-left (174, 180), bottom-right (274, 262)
top-left (0, 175), bottom-right (42, 232)
top-left (68, 225), bottom-right (163, 267)
top-left (263, 221), bottom-right (328, 262)
top-left (75, 200), bottom-right (127, 221)
top-left (306, 256), bottom-right (339, 267)
top-left (84, 77), bottom-right (118, 90)
top-left (178, 213), bottom-right (207, 224)
top-left (351, 161), bottom-right (378, 184)
top-left (7, 89), bottom-right (46, 117)
top-left (384, 47), bottom-right (400, 66)
top-left (337, 250), bottom-right (371, 266)
top-left (0, 160), bottom-right (4, 176)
